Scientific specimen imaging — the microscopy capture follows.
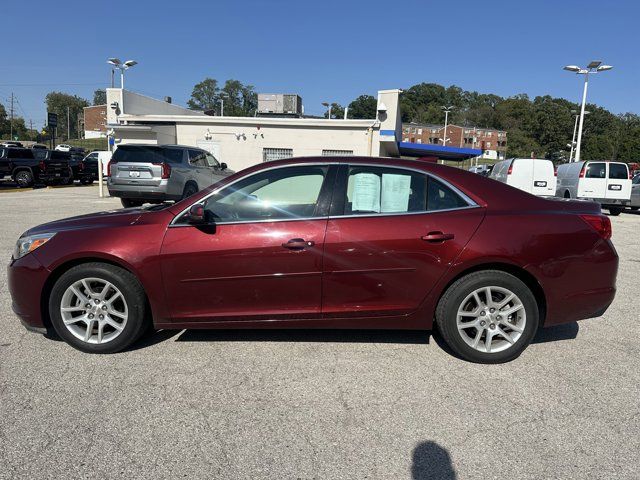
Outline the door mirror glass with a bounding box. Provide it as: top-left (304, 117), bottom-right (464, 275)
top-left (220, 162), bottom-right (227, 170)
top-left (187, 203), bottom-right (206, 224)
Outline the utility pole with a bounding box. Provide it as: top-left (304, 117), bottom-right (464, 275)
top-left (67, 106), bottom-right (71, 140)
top-left (10, 93), bottom-right (14, 139)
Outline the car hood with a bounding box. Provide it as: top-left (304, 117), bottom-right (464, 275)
top-left (25, 207), bottom-right (154, 236)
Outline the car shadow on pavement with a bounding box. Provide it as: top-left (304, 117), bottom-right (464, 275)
top-left (411, 441), bottom-right (457, 479)
top-left (430, 322), bottom-right (579, 361)
top-left (172, 329), bottom-right (431, 345)
top-left (132, 322), bottom-right (579, 351)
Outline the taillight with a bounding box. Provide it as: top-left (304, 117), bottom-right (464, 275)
top-left (579, 164), bottom-right (587, 178)
top-left (79, 162), bottom-right (84, 171)
top-left (554, 166), bottom-right (557, 177)
top-left (107, 161), bottom-right (112, 177)
top-left (39, 161), bottom-right (45, 171)
top-left (507, 160), bottom-right (514, 175)
top-left (580, 214), bottom-right (612, 240)
top-left (153, 162), bottom-right (171, 179)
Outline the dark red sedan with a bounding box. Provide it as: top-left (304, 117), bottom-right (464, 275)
top-left (8, 157), bottom-right (617, 363)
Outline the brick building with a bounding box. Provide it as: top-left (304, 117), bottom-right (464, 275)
top-left (83, 104), bottom-right (107, 139)
top-left (402, 123), bottom-right (507, 161)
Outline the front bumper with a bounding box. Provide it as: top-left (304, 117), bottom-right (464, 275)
top-left (7, 253), bottom-right (50, 330)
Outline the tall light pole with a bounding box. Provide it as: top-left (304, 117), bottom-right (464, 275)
top-left (568, 109), bottom-right (589, 162)
top-left (563, 61), bottom-right (612, 162)
top-left (219, 92), bottom-right (229, 116)
top-left (441, 106), bottom-right (454, 146)
top-left (107, 58), bottom-right (138, 89)
top-left (322, 102), bottom-right (332, 119)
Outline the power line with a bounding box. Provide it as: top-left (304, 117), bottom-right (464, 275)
top-left (0, 82), bottom-right (108, 87)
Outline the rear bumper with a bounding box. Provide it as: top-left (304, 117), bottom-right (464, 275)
top-left (39, 171), bottom-right (71, 182)
top-left (582, 197), bottom-right (630, 207)
top-left (107, 180), bottom-right (180, 201)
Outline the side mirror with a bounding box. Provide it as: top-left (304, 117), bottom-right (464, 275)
top-left (187, 203), bottom-right (206, 224)
top-left (220, 162), bottom-right (228, 170)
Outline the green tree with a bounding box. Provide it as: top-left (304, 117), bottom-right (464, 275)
top-left (220, 79), bottom-right (257, 116)
top-left (324, 103), bottom-right (345, 119)
top-left (187, 78), bottom-right (219, 111)
top-left (45, 92), bottom-right (89, 140)
top-left (93, 89), bottom-right (107, 105)
top-left (347, 95), bottom-right (377, 119)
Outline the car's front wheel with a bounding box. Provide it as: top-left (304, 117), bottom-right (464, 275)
top-left (48, 263), bottom-right (149, 353)
top-left (436, 270), bottom-right (539, 363)
top-left (14, 170), bottom-right (34, 187)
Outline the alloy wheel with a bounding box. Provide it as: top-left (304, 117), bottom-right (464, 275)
top-left (456, 286), bottom-right (526, 353)
top-left (59, 277), bottom-right (128, 344)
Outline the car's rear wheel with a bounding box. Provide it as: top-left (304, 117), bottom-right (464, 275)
top-left (436, 270), bottom-right (539, 363)
top-left (121, 198), bottom-right (144, 208)
top-left (48, 263), bottom-right (148, 353)
top-left (608, 207), bottom-right (622, 216)
top-left (182, 182), bottom-right (198, 199)
top-left (14, 170), bottom-right (34, 187)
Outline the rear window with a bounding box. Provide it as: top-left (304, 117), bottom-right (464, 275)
top-left (52, 151), bottom-right (71, 160)
top-left (112, 146), bottom-right (183, 164)
top-left (585, 163), bottom-right (606, 179)
top-left (608, 163), bottom-right (628, 180)
top-left (32, 150), bottom-right (48, 160)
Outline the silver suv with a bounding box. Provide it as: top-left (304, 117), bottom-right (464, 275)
top-left (107, 144), bottom-right (233, 208)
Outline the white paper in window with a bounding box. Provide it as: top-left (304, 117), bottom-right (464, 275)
top-left (381, 174), bottom-right (411, 212)
top-left (351, 173), bottom-right (380, 212)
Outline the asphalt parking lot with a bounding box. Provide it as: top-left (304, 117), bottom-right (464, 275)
top-left (0, 186), bottom-right (638, 479)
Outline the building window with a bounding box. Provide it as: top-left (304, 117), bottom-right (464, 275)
top-left (263, 148), bottom-right (293, 162)
top-left (417, 128), bottom-right (423, 134)
top-left (486, 142), bottom-right (491, 148)
top-left (416, 139), bottom-right (422, 144)
top-left (322, 149), bottom-right (354, 156)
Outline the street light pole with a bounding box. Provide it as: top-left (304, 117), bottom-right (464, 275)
top-left (441, 106), bottom-right (454, 146)
top-left (575, 74), bottom-right (589, 163)
top-left (563, 61), bottom-right (612, 162)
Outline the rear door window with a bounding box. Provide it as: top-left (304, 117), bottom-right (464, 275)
top-left (7, 149), bottom-right (34, 159)
top-left (585, 163), bottom-right (606, 179)
top-left (339, 166), bottom-right (470, 215)
top-left (608, 163), bottom-right (628, 179)
top-left (188, 149), bottom-right (207, 167)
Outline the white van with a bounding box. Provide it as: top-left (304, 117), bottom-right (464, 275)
top-left (556, 161), bottom-right (631, 215)
top-left (489, 158), bottom-right (556, 197)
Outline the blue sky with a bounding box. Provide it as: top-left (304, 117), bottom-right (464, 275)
top-left (2, 0), bottom-right (638, 129)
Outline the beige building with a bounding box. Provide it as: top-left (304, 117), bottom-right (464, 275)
top-left (105, 88), bottom-right (403, 172)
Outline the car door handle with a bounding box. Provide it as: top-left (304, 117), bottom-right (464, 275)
top-left (421, 232), bottom-right (455, 243)
top-left (282, 238), bottom-right (315, 250)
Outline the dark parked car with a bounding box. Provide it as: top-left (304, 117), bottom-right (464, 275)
top-left (107, 144), bottom-right (233, 208)
top-left (0, 147), bottom-right (71, 187)
top-left (33, 150), bottom-right (95, 185)
top-left (9, 157), bottom-right (617, 363)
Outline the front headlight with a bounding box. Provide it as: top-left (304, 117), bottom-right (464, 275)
top-left (13, 233), bottom-right (56, 260)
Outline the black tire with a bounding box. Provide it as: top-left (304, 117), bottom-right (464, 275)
top-left (608, 207), bottom-right (622, 216)
top-left (85, 179), bottom-right (94, 185)
top-left (48, 262), bottom-right (148, 354)
top-left (564, 190), bottom-right (571, 199)
top-left (182, 182), bottom-right (198, 199)
top-left (631, 207), bottom-right (639, 211)
top-left (14, 170), bottom-right (34, 188)
top-left (121, 198), bottom-right (144, 208)
top-left (435, 270), bottom-right (539, 364)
